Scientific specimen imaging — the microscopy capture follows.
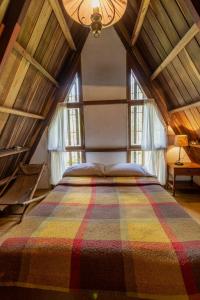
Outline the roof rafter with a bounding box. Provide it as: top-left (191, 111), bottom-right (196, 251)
top-left (14, 41), bottom-right (59, 87)
top-left (150, 21), bottom-right (200, 80)
top-left (0, 105), bottom-right (45, 119)
top-left (131, 0), bottom-right (151, 46)
top-left (169, 100), bottom-right (200, 114)
top-left (48, 0), bottom-right (76, 50)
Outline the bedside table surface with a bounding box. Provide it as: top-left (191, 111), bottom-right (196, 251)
top-left (168, 162), bottom-right (200, 169)
top-left (167, 162), bottom-right (200, 195)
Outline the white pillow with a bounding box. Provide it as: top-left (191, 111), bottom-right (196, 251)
top-left (104, 163), bottom-right (150, 177)
top-left (63, 163), bottom-right (105, 177)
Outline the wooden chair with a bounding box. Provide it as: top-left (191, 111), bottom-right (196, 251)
top-left (0, 163), bottom-right (48, 223)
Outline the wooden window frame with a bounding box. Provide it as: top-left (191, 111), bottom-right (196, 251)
top-left (127, 59), bottom-right (145, 164)
top-left (65, 62), bottom-right (86, 163)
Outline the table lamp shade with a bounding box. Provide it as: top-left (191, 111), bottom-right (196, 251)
top-left (174, 135), bottom-right (188, 147)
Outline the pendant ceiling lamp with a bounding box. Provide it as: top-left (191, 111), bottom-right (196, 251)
top-left (62, 0), bottom-right (127, 37)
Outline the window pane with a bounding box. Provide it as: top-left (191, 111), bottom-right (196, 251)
top-left (130, 71), bottom-right (146, 100)
top-left (67, 108), bottom-right (81, 146)
top-left (131, 151), bottom-right (143, 165)
top-left (131, 105), bottom-right (143, 145)
top-left (65, 74), bottom-right (80, 103)
top-left (65, 151), bottom-right (82, 166)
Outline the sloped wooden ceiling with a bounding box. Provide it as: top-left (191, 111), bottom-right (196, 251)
top-left (115, 0), bottom-right (200, 163)
top-left (0, 0), bottom-right (89, 180)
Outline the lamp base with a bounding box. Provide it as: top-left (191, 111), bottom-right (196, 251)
top-left (175, 161), bottom-right (184, 166)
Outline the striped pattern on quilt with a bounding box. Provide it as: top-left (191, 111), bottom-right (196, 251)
top-left (0, 176), bottom-right (200, 300)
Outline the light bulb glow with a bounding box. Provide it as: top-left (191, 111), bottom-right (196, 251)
top-left (91, 0), bottom-right (100, 9)
top-left (62, 0), bottom-right (127, 36)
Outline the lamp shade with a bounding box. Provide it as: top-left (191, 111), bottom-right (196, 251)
top-left (174, 135), bottom-right (188, 147)
top-left (62, 0), bottom-right (127, 28)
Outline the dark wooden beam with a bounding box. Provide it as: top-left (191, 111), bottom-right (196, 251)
top-left (191, 0), bottom-right (200, 16)
top-left (0, 0), bottom-right (31, 72)
top-left (59, 99), bottom-right (149, 107)
top-left (65, 147), bottom-right (128, 152)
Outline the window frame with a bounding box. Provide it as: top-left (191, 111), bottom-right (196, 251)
top-left (64, 63), bottom-right (86, 163)
top-left (127, 60), bottom-right (147, 164)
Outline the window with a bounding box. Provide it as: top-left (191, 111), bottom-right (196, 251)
top-left (64, 73), bottom-right (85, 166)
top-left (48, 71), bottom-right (85, 185)
top-left (130, 71), bottom-right (146, 100)
top-left (128, 70), bottom-right (146, 164)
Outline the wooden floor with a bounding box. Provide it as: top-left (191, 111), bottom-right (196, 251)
top-left (168, 186), bottom-right (200, 224)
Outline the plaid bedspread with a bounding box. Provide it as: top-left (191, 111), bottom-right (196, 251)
top-left (0, 176), bottom-right (200, 300)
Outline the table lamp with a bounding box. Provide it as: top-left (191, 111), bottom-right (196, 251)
top-left (174, 135), bottom-right (188, 165)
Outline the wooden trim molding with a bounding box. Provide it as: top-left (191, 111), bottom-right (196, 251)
top-left (151, 21), bottom-right (200, 80)
top-left (64, 146), bottom-right (128, 152)
top-left (48, 0), bottom-right (76, 50)
top-left (85, 147), bottom-right (128, 152)
top-left (131, 0), bottom-right (151, 46)
top-left (169, 100), bottom-right (200, 114)
top-left (64, 146), bottom-right (143, 153)
top-left (83, 99), bottom-right (127, 105)
top-left (14, 42), bottom-right (59, 87)
top-left (0, 105), bottom-right (45, 119)
top-left (59, 99), bottom-right (150, 107)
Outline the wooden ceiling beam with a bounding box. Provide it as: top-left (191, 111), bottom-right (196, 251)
top-left (0, 106), bottom-right (45, 119)
top-left (191, 0), bottom-right (200, 18)
top-left (151, 21), bottom-right (200, 80)
top-left (169, 100), bottom-right (200, 114)
top-left (14, 42), bottom-right (59, 87)
top-left (0, 0), bottom-right (31, 72)
top-left (48, 0), bottom-right (76, 50)
top-left (0, 0), bottom-right (10, 23)
top-left (183, 48), bottom-right (200, 82)
top-left (131, 0), bottom-right (151, 46)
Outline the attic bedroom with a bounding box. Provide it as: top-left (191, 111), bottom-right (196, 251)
top-left (0, 0), bottom-right (200, 299)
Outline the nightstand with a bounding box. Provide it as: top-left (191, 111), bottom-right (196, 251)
top-left (167, 163), bottom-right (200, 196)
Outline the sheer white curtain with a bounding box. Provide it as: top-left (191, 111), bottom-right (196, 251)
top-left (48, 106), bottom-right (68, 185)
top-left (141, 99), bottom-right (167, 185)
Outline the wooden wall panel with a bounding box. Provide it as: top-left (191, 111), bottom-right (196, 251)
top-left (117, 0), bottom-right (200, 162)
top-left (0, 0), bottom-right (89, 181)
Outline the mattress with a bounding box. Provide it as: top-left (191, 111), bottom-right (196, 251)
top-left (0, 176), bottom-right (200, 300)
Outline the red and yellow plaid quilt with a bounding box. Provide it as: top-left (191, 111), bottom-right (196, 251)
top-left (0, 176), bottom-right (200, 300)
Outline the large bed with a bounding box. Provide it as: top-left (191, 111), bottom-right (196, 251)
top-left (0, 175), bottom-right (200, 300)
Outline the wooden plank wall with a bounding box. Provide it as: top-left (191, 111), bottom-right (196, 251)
top-left (117, 0), bottom-right (200, 162)
top-left (0, 0), bottom-right (88, 179)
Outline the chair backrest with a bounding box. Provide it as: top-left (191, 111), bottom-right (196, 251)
top-left (19, 163), bottom-right (44, 176)
top-left (0, 163), bottom-right (45, 203)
